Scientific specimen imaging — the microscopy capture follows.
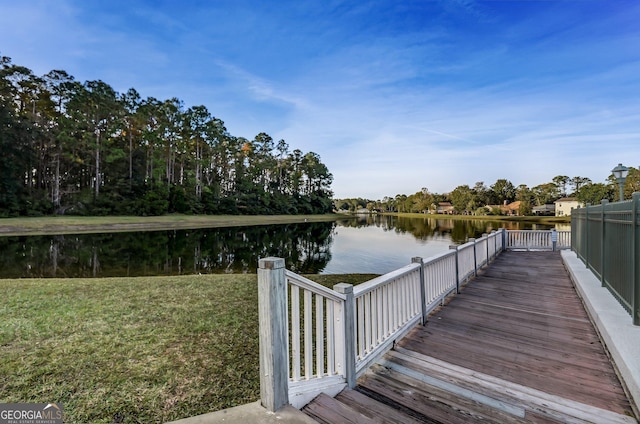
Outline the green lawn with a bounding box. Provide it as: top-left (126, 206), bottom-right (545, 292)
top-left (0, 273), bottom-right (375, 423)
top-left (0, 214), bottom-right (342, 236)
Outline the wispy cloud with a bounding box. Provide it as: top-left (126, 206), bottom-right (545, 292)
top-left (1, 0), bottom-right (638, 199)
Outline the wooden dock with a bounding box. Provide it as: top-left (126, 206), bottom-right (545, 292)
top-left (302, 251), bottom-right (638, 423)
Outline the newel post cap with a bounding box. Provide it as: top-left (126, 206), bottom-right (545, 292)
top-left (258, 257), bottom-right (285, 270)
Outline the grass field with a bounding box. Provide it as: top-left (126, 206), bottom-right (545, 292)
top-left (0, 214), bottom-right (342, 236)
top-left (0, 273), bottom-right (376, 423)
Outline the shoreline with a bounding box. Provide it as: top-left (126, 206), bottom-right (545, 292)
top-left (0, 214), bottom-right (343, 236)
top-left (0, 212), bottom-right (570, 236)
top-left (379, 212), bottom-right (571, 225)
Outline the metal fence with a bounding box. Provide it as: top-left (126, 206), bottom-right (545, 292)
top-left (572, 193), bottom-right (640, 325)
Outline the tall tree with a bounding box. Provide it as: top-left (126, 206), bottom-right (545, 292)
top-left (0, 101), bottom-right (31, 215)
top-left (576, 183), bottom-right (614, 205)
top-left (569, 176), bottom-right (592, 196)
top-left (184, 105), bottom-right (211, 200)
top-left (203, 117), bottom-right (231, 197)
top-left (625, 167), bottom-right (640, 199)
top-left (516, 184), bottom-right (533, 215)
top-left (43, 70), bottom-right (76, 211)
top-left (450, 185), bottom-right (474, 213)
top-left (490, 179), bottom-right (516, 205)
top-left (552, 175), bottom-right (569, 197)
top-left (138, 97), bottom-right (163, 184)
top-left (0, 63), bottom-right (46, 198)
top-left (411, 187), bottom-right (434, 213)
top-left (531, 182), bottom-right (560, 205)
top-left (473, 181), bottom-right (490, 206)
top-left (394, 194), bottom-right (408, 213)
top-left (120, 88), bottom-right (142, 186)
top-left (66, 80), bottom-right (121, 198)
top-left (158, 98), bottom-right (184, 186)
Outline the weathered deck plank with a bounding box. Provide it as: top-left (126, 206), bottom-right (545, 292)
top-left (399, 251), bottom-right (633, 415)
top-left (303, 251), bottom-right (637, 423)
top-left (335, 389), bottom-right (426, 424)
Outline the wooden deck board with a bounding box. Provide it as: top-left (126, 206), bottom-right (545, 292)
top-left (382, 348), bottom-right (633, 424)
top-left (335, 389), bottom-right (426, 424)
top-left (407, 325), bottom-right (618, 381)
top-left (303, 251), bottom-right (637, 423)
top-left (358, 369), bottom-right (516, 424)
top-left (421, 308), bottom-right (612, 362)
top-left (302, 392), bottom-right (376, 424)
top-left (397, 251), bottom-right (634, 415)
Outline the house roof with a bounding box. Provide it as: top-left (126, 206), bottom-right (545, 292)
top-left (486, 202), bottom-right (521, 212)
top-left (554, 197), bottom-right (579, 203)
top-left (504, 201), bottom-right (521, 211)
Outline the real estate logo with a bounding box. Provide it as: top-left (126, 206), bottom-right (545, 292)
top-left (0, 403), bottom-right (63, 424)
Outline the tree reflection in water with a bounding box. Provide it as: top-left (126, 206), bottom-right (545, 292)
top-left (0, 223), bottom-right (335, 278)
top-left (0, 216), bottom-right (551, 278)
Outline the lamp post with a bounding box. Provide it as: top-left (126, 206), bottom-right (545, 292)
top-left (611, 163), bottom-right (629, 201)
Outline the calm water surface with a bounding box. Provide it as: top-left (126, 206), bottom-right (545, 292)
top-left (0, 216), bottom-right (563, 278)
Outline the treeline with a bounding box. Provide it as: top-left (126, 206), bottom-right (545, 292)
top-left (337, 172), bottom-right (640, 215)
top-left (0, 55), bottom-right (333, 217)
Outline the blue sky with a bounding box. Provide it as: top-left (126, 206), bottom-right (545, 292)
top-left (1, 0), bottom-right (639, 199)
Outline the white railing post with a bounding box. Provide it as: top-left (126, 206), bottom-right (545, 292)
top-left (412, 257), bottom-right (427, 325)
top-left (470, 238), bottom-right (478, 276)
top-left (334, 283), bottom-right (356, 388)
top-left (258, 257), bottom-right (289, 412)
top-left (501, 228), bottom-right (507, 251)
top-left (491, 230), bottom-right (498, 259)
top-left (483, 233), bottom-right (489, 265)
top-left (449, 244), bottom-right (460, 294)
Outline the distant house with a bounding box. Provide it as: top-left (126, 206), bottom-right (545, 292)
top-left (533, 204), bottom-right (556, 216)
top-left (502, 201), bottom-right (521, 216)
top-left (437, 202), bottom-right (455, 214)
top-left (555, 197), bottom-right (583, 217)
top-left (486, 201), bottom-right (522, 216)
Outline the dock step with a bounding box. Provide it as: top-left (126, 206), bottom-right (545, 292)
top-left (302, 346), bottom-right (637, 423)
top-left (301, 390), bottom-right (428, 424)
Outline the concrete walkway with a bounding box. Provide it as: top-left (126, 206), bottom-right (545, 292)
top-left (168, 250), bottom-right (640, 423)
top-left (167, 401), bottom-right (317, 424)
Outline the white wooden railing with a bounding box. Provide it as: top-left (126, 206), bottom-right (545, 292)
top-left (506, 229), bottom-right (571, 250)
top-left (284, 271), bottom-right (349, 407)
top-left (352, 262), bottom-right (423, 376)
top-left (258, 229), bottom-right (568, 411)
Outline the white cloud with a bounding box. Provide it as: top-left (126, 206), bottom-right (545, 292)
top-left (2, 0), bottom-right (639, 200)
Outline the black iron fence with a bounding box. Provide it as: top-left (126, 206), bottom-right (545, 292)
top-left (572, 193), bottom-right (640, 325)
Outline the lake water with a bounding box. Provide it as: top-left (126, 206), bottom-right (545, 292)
top-left (0, 215), bottom-right (564, 278)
